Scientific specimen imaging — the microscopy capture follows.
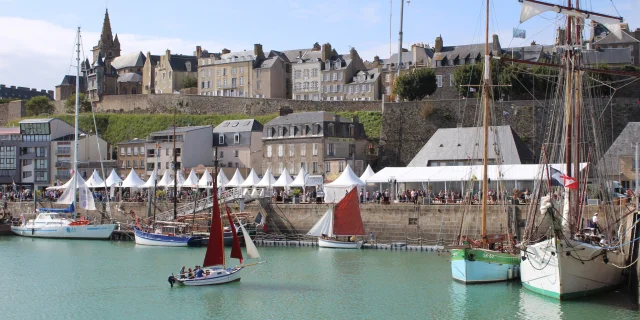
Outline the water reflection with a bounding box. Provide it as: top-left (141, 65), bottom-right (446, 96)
top-left (518, 289), bottom-right (563, 319)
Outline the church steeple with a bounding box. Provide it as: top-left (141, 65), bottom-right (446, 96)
top-left (114, 34), bottom-right (120, 48)
top-left (100, 9), bottom-right (114, 47)
top-left (92, 8), bottom-right (120, 64)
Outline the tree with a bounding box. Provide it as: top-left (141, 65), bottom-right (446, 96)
top-left (25, 96), bottom-right (55, 116)
top-left (392, 68), bottom-right (437, 101)
top-left (182, 75), bottom-right (197, 89)
top-left (64, 93), bottom-right (92, 113)
top-left (453, 64), bottom-right (482, 97)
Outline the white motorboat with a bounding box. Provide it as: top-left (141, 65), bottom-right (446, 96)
top-left (318, 237), bottom-right (362, 249)
top-left (11, 210), bottom-right (115, 239)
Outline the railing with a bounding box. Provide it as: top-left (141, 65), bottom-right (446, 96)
top-left (155, 187), bottom-right (261, 221)
top-left (55, 149), bottom-right (71, 155)
top-left (55, 161), bottom-right (71, 168)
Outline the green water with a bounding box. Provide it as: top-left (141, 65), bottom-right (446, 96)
top-left (0, 237), bottom-right (637, 320)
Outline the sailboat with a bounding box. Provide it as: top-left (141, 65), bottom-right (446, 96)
top-left (11, 27), bottom-right (116, 239)
top-left (171, 160), bottom-right (263, 286)
top-left (516, 0), bottom-right (629, 300)
top-left (307, 187), bottom-right (365, 249)
top-left (450, 0), bottom-right (520, 283)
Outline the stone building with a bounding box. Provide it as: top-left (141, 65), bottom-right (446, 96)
top-left (344, 69), bottom-right (381, 101)
top-left (0, 84), bottom-right (54, 101)
top-left (142, 52), bottom-right (161, 94)
top-left (86, 9), bottom-right (121, 102)
top-left (320, 46), bottom-right (366, 102)
top-left (54, 76), bottom-right (85, 101)
top-left (592, 23), bottom-right (639, 66)
top-left (197, 45), bottom-right (266, 97)
top-left (144, 126), bottom-right (213, 178)
top-left (117, 138), bottom-right (147, 180)
top-left (212, 119), bottom-right (264, 174)
top-left (111, 52), bottom-right (146, 95)
top-left (152, 50), bottom-right (198, 94)
top-left (269, 45), bottom-right (318, 99)
top-left (262, 109), bottom-right (368, 181)
top-left (292, 48), bottom-right (323, 101)
top-left (379, 43), bottom-right (433, 97)
top-left (602, 122), bottom-right (640, 189)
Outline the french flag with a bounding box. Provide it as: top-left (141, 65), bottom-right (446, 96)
top-left (550, 167), bottom-right (578, 190)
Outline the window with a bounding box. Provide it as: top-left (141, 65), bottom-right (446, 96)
top-left (120, 147), bottom-right (125, 155)
top-left (313, 161), bottom-right (318, 173)
top-left (385, 74), bottom-right (390, 82)
top-left (126, 147), bottom-right (132, 156)
top-left (300, 143), bottom-right (306, 156)
top-left (175, 148), bottom-right (181, 157)
top-left (257, 81), bottom-right (261, 89)
top-left (140, 148), bottom-right (145, 155)
top-left (220, 151), bottom-right (224, 158)
top-left (223, 68), bottom-right (227, 76)
top-left (239, 77), bottom-right (244, 86)
top-left (217, 69), bottom-right (221, 76)
top-left (303, 69), bottom-right (309, 78)
top-left (126, 160), bottom-right (131, 168)
top-left (256, 70), bottom-right (261, 79)
top-left (325, 161), bottom-right (331, 173)
top-left (326, 143), bottom-right (334, 156)
top-left (133, 147), bottom-right (138, 156)
top-left (338, 73), bottom-right (343, 80)
top-left (169, 71), bottom-right (172, 78)
top-left (35, 171), bottom-right (47, 182)
top-left (132, 160), bottom-right (137, 168)
top-left (278, 145), bottom-right (284, 157)
top-left (240, 67), bottom-right (244, 74)
top-left (36, 147), bottom-right (47, 157)
top-left (332, 72), bottom-right (337, 80)
top-left (311, 68), bottom-right (318, 77)
top-left (328, 123), bottom-right (335, 136)
top-left (300, 162), bottom-right (307, 172)
top-left (294, 70), bottom-right (301, 79)
top-left (232, 67), bottom-right (237, 75)
top-left (323, 73), bottom-right (328, 81)
top-left (267, 145), bottom-right (272, 157)
top-left (234, 150), bottom-right (239, 157)
top-left (339, 161), bottom-right (345, 172)
top-left (312, 143), bottom-right (318, 156)
top-left (121, 161), bottom-right (125, 168)
top-left (219, 134), bottom-right (225, 144)
top-left (349, 125), bottom-right (355, 137)
top-left (436, 75), bottom-right (443, 88)
top-left (289, 144), bottom-right (295, 157)
top-left (234, 133), bottom-right (240, 143)
top-left (337, 84), bottom-right (342, 92)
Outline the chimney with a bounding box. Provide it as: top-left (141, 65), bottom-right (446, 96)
top-left (312, 42), bottom-right (321, 51)
top-left (412, 44), bottom-right (419, 65)
top-left (530, 40), bottom-right (537, 46)
top-left (298, 51), bottom-right (303, 61)
top-left (48, 90), bottom-right (54, 97)
top-left (321, 43), bottom-right (332, 61)
top-left (279, 106), bottom-right (293, 116)
top-left (349, 47), bottom-right (356, 59)
top-left (492, 34), bottom-right (501, 52)
top-left (0, 84), bottom-right (4, 89)
top-left (195, 46), bottom-right (202, 59)
top-left (373, 55), bottom-right (380, 67)
top-left (254, 43), bottom-right (264, 59)
top-left (31, 88), bottom-right (37, 92)
top-left (521, 47), bottom-right (525, 59)
top-left (435, 35), bottom-right (443, 53)
top-left (165, 49), bottom-right (171, 64)
top-left (222, 48), bottom-right (231, 54)
top-left (40, 89), bottom-right (45, 93)
top-left (10, 86), bottom-right (16, 89)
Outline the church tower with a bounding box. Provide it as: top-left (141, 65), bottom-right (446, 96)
top-left (92, 9), bottom-right (121, 64)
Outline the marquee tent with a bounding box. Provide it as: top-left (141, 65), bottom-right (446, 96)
top-left (272, 168), bottom-right (293, 188)
top-left (85, 169), bottom-right (105, 188)
top-left (289, 167), bottom-right (308, 188)
top-left (105, 168), bottom-right (123, 187)
top-left (120, 168), bottom-right (145, 188)
top-left (240, 169), bottom-right (261, 188)
top-left (226, 169), bottom-right (246, 188)
top-left (142, 169), bottom-right (158, 189)
top-left (323, 164), bottom-right (365, 203)
top-left (198, 169), bottom-right (213, 188)
top-left (255, 168), bottom-right (276, 188)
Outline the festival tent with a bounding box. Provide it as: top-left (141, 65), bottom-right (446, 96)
top-left (359, 164), bottom-right (376, 183)
top-left (156, 170), bottom-right (173, 188)
top-left (255, 168), bottom-right (276, 188)
top-left (169, 170), bottom-right (186, 188)
top-left (323, 164), bottom-right (365, 203)
top-left (182, 169), bottom-right (200, 188)
top-left (217, 170), bottom-right (229, 188)
top-left (226, 169), bottom-right (246, 188)
top-left (84, 169), bottom-right (105, 188)
top-left (272, 168), bottom-right (293, 188)
top-left (289, 167), bottom-right (308, 188)
top-left (198, 169), bottom-right (213, 188)
top-left (240, 169), bottom-right (260, 188)
top-left (47, 172), bottom-right (88, 190)
top-left (119, 168), bottom-right (145, 188)
top-left (142, 169), bottom-right (158, 189)
top-left (105, 168), bottom-right (123, 187)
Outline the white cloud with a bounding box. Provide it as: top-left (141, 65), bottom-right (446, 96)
top-left (0, 17), bottom-right (248, 91)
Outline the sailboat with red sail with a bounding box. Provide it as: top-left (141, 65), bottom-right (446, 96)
top-left (307, 187), bottom-right (365, 249)
top-left (171, 162), bottom-right (263, 286)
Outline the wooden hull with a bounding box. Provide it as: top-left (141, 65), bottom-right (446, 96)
top-left (175, 267), bottom-right (242, 286)
top-left (451, 248), bottom-right (520, 284)
top-left (133, 227), bottom-right (203, 247)
top-left (318, 238), bottom-right (362, 249)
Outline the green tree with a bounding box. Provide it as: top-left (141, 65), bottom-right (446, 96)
top-left (64, 93), bottom-right (92, 113)
top-left (25, 96), bottom-right (55, 116)
top-left (453, 64), bottom-right (483, 97)
top-left (182, 75), bottom-right (197, 89)
top-left (392, 68), bottom-right (438, 101)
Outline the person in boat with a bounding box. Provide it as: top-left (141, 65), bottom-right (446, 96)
top-left (592, 213), bottom-right (600, 235)
top-left (195, 266), bottom-right (204, 278)
top-left (321, 233), bottom-right (328, 240)
top-left (187, 268), bottom-right (194, 279)
top-left (179, 266), bottom-right (186, 278)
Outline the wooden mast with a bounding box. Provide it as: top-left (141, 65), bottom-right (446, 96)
top-left (563, 0), bottom-right (574, 233)
top-left (573, 0), bottom-right (582, 230)
top-left (481, 0), bottom-right (490, 248)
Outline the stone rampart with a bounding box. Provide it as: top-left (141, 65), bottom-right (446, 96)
top-left (0, 100), bottom-right (25, 126)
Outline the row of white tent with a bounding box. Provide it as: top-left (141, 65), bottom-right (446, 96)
top-left (47, 165), bottom-right (377, 192)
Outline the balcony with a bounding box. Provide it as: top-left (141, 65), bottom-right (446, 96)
top-left (55, 161), bottom-right (71, 168)
top-left (55, 148), bottom-right (71, 155)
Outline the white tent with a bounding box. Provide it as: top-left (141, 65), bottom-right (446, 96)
top-left (105, 168), bottom-right (123, 187)
top-left (323, 164), bottom-right (365, 203)
top-left (182, 169), bottom-right (200, 188)
top-left (289, 167), bottom-right (308, 188)
top-left (47, 172), bottom-right (89, 190)
top-left (198, 169), bottom-right (213, 188)
top-left (84, 169), bottom-right (105, 188)
top-left (142, 169), bottom-right (158, 188)
top-left (217, 170), bottom-right (229, 188)
top-left (240, 169), bottom-right (260, 188)
top-left (272, 168), bottom-right (293, 187)
top-left (170, 170), bottom-right (186, 188)
top-left (120, 168), bottom-right (146, 188)
top-left (157, 170), bottom-right (173, 188)
top-left (226, 169), bottom-right (246, 188)
top-left (360, 164), bottom-right (376, 183)
top-left (255, 168), bottom-right (276, 188)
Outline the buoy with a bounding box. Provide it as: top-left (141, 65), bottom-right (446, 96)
top-left (507, 268), bottom-right (513, 280)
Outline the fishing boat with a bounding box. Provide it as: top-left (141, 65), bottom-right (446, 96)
top-left (11, 27), bottom-right (116, 240)
top-left (307, 187), bottom-right (365, 249)
top-left (515, 0), bottom-right (633, 299)
top-left (450, 0), bottom-right (520, 283)
top-left (133, 222), bottom-right (204, 247)
top-left (170, 159), bottom-right (263, 286)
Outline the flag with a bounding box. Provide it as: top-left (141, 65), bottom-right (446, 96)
top-left (513, 28), bottom-right (526, 39)
top-left (549, 167), bottom-right (578, 190)
top-left (255, 212), bottom-right (263, 224)
top-left (469, 87), bottom-right (476, 92)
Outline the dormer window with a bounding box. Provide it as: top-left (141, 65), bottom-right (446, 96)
top-left (185, 62), bottom-right (191, 71)
top-left (290, 126), bottom-right (296, 137)
top-left (234, 133), bottom-right (240, 143)
top-left (315, 123), bottom-right (323, 135)
top-left (267, 127), bottom-right (275, 138)
top-left (219, 134), bottom-right (225, 144)
top-left (334, 61), bottom-right (340, 69)
top-left (325, 60), bottom-right (330, 70)
top-left (328, 123), bottom-right (335, 136)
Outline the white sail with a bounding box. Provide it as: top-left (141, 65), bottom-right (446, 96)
top-left (306, 208), bottom-right (333, 237)
top-left (56, 172), bottom-right (86, 205)
top-left (78, 183), bottom-right (96, 210)
top-left (239, 224), bottom-right (260, 260)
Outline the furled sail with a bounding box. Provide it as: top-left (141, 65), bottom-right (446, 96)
top-left (332, 187), bottom-right (365, 236)
top-left (306, 208), bottom-right (334, 237)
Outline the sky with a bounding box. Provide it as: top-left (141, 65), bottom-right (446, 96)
top-left (0, 0), bottom-right (638, 91)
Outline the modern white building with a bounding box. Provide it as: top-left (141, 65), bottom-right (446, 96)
top-left (145, 125), bottom-right (214, 177)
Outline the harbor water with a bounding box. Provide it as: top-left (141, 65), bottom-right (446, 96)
top-left (0, 236), bottom-right (637, 320)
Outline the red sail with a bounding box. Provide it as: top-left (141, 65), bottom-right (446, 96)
top-left (224, 204), bottom-right (244, 263)
top-left (203, 183), bottom-right (225, 267)
top-left (332, 187), bottom-right (365, 236)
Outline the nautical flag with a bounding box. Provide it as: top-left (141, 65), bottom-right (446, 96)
top-left (549, 167), bottom-right (578, 190)
top-left (255, 212), bottom-right (263, 224)
top-left (469, 87), bottom-right (477, 92)
top-left (513, 28), bottom-right (526, 39)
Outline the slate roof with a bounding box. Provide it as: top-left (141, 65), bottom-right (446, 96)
top-left (502, 45), bottom-right (554, 62)
top-left (213, 119), bottom-right (263, 133)
top-left (429, 43), bottom-right (500, 67)
top-left (169, 55), bottom-right (197, 72)
top-left (346, 69), bottom-right (380, 85)
top-left (265, 111), bottom-right (352, 126)
top-left (215, 50), bottom-right (259, 64)
top-left (258, 56), bottom-right (281, 69)
top-left (270, 48), bottom-right (313, 63)
top-left (407, 126), bottom-right (534, 167)
top-left (602, 122), bottom-right (640, 175)
top-left (298, 51), bottom-right (323, 63)
top-left (117, 73), bottom-right (143, 83)
top-left (58, 75), bottom-right (85, 86)
top-left (111, 52), bottom-right (146, 69)
top-left (595, 30), bottom-right (640, 45)
top-left (149, 125), bottom-right (212, 135)
top-left (583, 47), bottom-right (633, 65)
